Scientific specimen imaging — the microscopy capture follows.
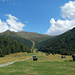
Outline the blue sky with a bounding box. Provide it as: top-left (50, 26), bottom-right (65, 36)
top-left (0, 0), bottom-right (75, 35)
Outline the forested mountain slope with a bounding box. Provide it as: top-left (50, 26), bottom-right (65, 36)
top-left (0, 30), bottom-right (33, 50)
top-left (38, 27), bottom-right (75, 55)
top-left (0, 30), bottom-right (55, 55)
top-left (17, 31), bottom-right (55, 47)
top-left (0, 36), bottom-right (31, 57)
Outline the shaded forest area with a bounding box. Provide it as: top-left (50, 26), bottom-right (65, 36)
top-left (38, 27), bottom-right (75, 55)
top-left (0, 36), bottom-right (31, 57)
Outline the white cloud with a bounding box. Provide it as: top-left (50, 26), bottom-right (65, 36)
top-left (0, 14), bottom-right (25, 33)
top-left (46, 1), bottom-right (75, 35)
top-left (46, 18), bottom-right (75, 35)
top-left (0, 19), bottom-right (9, 33)
top-left (61, 1), bottom-right (75, 20)
top-left (6, 14), bottom-right (25, 32)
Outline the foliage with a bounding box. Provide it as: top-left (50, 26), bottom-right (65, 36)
top-left (0, 36), bottom-right (31, 57)
top-left (38, 27), bottom-right (75, 55)
top-left (0, 30), bottom-right (55, 54)
top-left (0, 30), bottom-right (33, 50)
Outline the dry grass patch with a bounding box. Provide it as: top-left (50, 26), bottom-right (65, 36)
top-left (0, 52), bottom-right (32, 64)
top-left (28, 52), bottom-right (73, 62)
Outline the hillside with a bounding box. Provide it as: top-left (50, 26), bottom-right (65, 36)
top-left (0, 30), bottom-right (33, 50)
top-left (38, 27), bottom-right (75, 55)
top-left (17, 31), bottom-right (54, 42)
top-left (0, 30), bottom-right (55, 53)
top-left (17, 31), bottom-right (55, 47)
top-left (0, 36), bottom-right (31, 57)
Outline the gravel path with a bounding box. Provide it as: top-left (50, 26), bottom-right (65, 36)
top-left (0, 58), bottom-right (32, 67)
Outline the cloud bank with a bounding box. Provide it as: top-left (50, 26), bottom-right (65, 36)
top-left (6, 14), bottom-right (25, 32)
top-left (0, 19), bottom-right (9, 33)
top-left (0, 14), bottom-right (25, 33)
top-left (46, 1), bottom-right (75, 35)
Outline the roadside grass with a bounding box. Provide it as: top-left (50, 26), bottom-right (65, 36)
top-left (0, 60), bottom-right (75, 75)
top-left (0, 52), bottom-right (75, 75)
top-left (28, 52), bottom-right (72, 62)
top-left (0, 52), bottom-right (32, 64)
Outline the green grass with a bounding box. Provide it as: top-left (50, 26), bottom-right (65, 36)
top-left (0, 61), bottom-right (75, 75)
top-left (23, 53), bottom-right (36, 56)
top-left (0, 52), bottom-right (75, 75)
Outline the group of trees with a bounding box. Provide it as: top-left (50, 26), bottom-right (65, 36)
top-left (0, 27), bottom-right (75, 57)
top-left (0, 36), bottom-right (31, 57)
top-left (38, 27), bottom-right (75, 55)
top-left (0, 30), bottom-right (33, 50)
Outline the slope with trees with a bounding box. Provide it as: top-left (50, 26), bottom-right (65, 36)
top-left (0, 30), bottom-right (33, 50)
top-left (0, 30), bottom-right (55, 55)
top-left (0, 36), bottom-right (31, 57)
top-left (17, 31), bottom-right (55, 48)
top-left (38, 27), bottom-right (75, 55)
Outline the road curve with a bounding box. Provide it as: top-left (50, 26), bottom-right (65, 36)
top-left (0, 58), bottom-right (32, 67)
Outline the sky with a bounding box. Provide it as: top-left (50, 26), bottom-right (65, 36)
top-left (0, 0), bottom-right (75, 35)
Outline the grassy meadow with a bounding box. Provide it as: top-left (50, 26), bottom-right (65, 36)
top-left (0, 52), bottom-right (75, 75)
top-left (0, 52), bottom-right (32, 64)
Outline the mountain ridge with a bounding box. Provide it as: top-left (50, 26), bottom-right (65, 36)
top-left (38, 27), bottom-right (75, 55)
top-left (0, 30), bottom-right (56, 51)
top-left (0, 27), bottom-right (75, 56)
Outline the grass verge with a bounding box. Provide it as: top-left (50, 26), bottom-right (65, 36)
top-left (0, 52), bottom-right (74, 75)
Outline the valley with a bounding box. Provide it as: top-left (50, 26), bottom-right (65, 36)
top-left (0, 27), bottom-right (75, 75)
top-left (0, 27), bottom-right (75, 57)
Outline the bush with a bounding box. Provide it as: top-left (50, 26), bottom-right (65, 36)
top-left (0, 53), bottom-right (5, 57)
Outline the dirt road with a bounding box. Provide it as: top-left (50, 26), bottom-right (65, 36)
top-left (0, 58), bottom-right (31, 67)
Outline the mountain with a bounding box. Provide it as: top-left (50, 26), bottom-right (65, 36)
top-left (17, 31), bottom-right (56, 48)
top-left (0, 30), bottom-right (55, 50)
top-left (38, 27), bottom-right (75, 55)
top-left (17, 31), bottom-right (54, 42)
top-left (0, 36), bottom-right (31, 57)
top-left (0, 27), bottom-right (75, 56)
top-left (0, 30), bottom-right (33, 50)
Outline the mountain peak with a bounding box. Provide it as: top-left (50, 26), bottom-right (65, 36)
top-left (4, 30), bottom-right (10, 33)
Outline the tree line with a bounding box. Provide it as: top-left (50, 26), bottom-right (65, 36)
top-left (0, 36), bottom-right (31, 57)
top-left (38, 27), bottom-right (75, 55)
